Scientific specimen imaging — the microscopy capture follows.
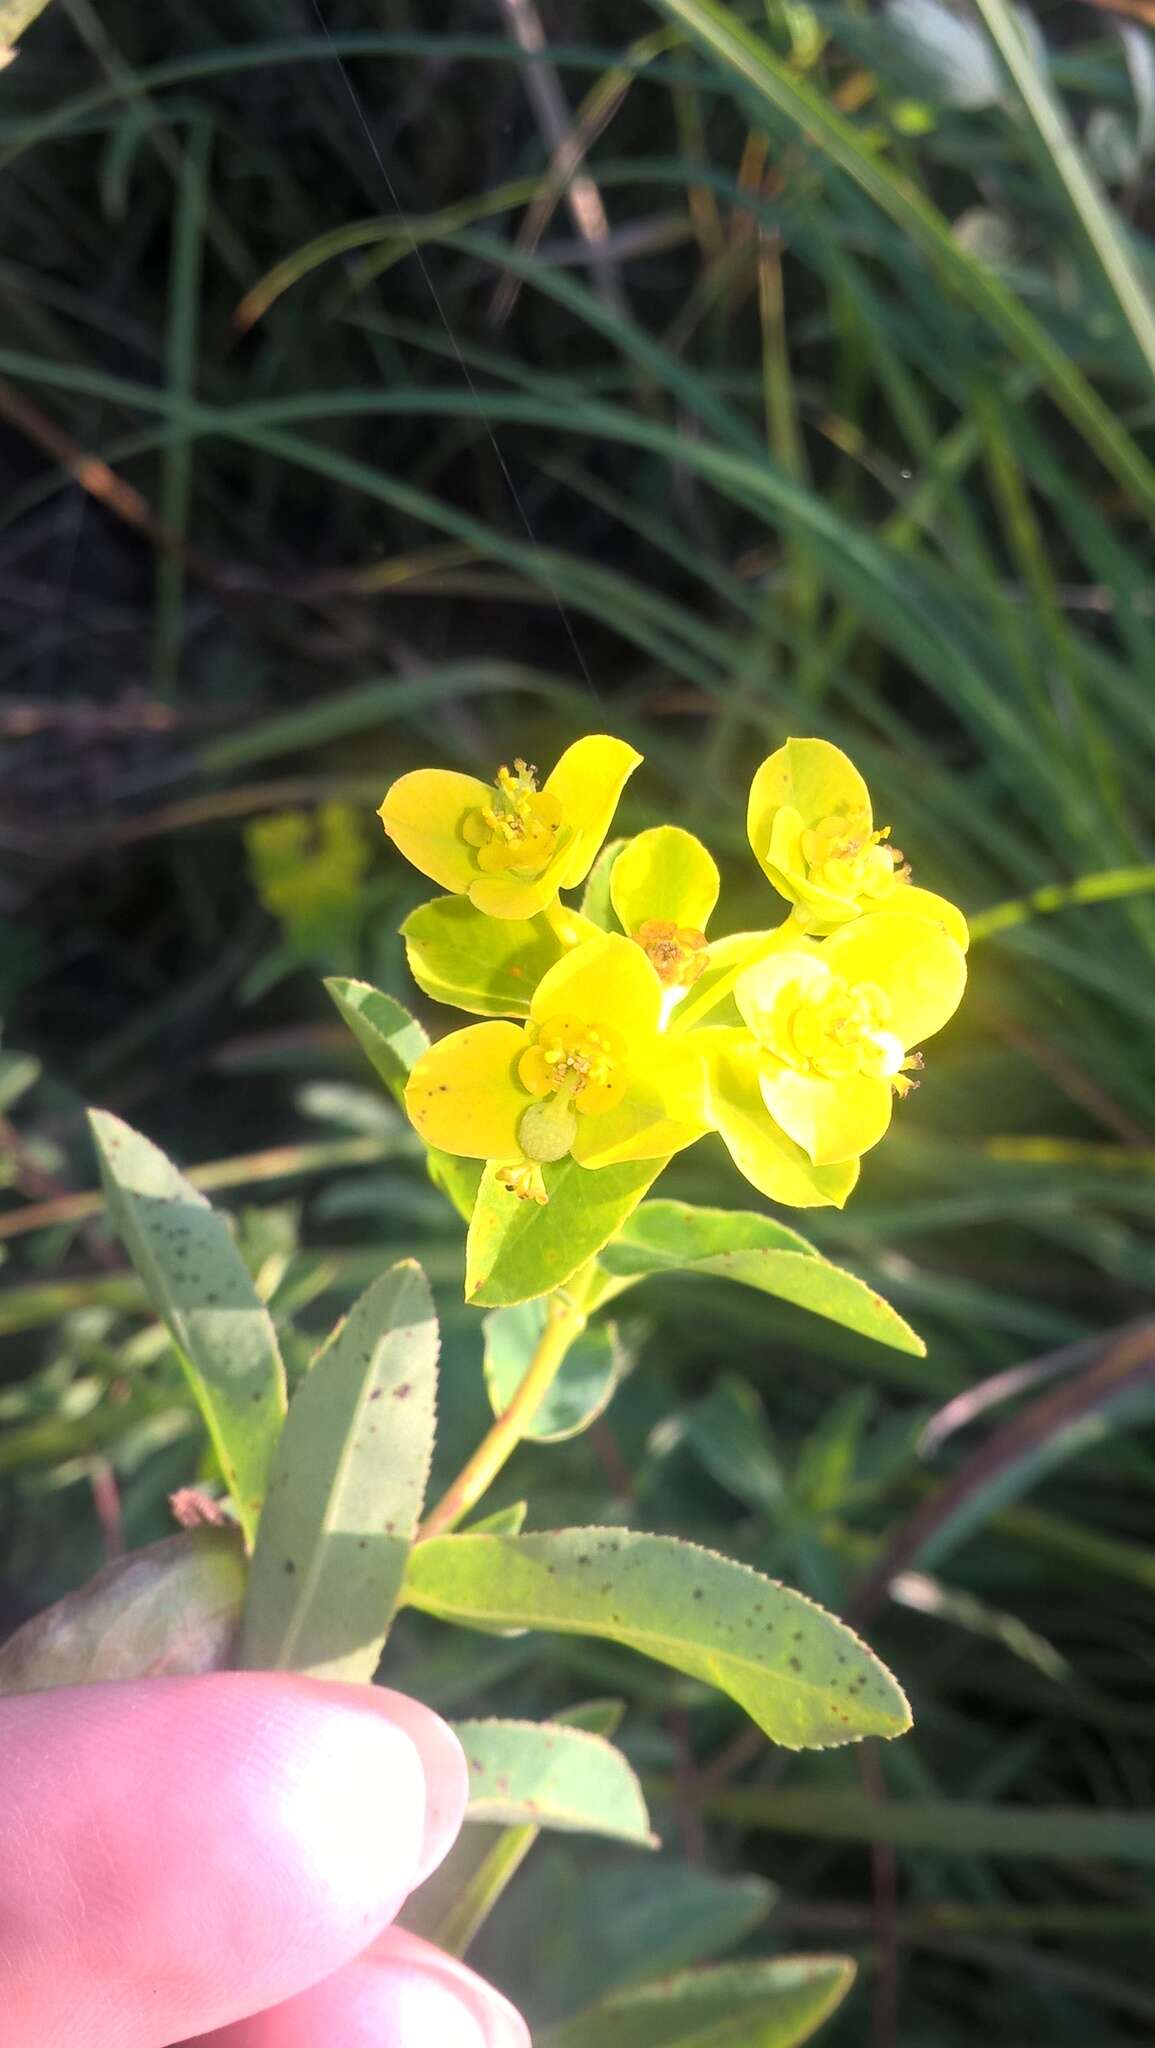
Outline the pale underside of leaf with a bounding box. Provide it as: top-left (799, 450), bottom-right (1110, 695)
top-left (0, 1531), bottom-right (245, 1695)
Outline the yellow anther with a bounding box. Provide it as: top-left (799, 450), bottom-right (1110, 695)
top-left (800, 812), bottom-right (907, 904)
top-left (517, 1014), bottom-right (627, 1118)
top-left (497, 1160), bottom-right (549, 1204)
top-left (462, 759), bottom-right (563, 877)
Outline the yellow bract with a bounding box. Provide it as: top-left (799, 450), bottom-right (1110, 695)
top-left (384, 729), bottom-right (972, 1218)
top-left (404, 932), bottom-right (709, 1197)
top-left (748, 737), bottom-right (968, 947)
top-left (732, 911), bottom-right (967, 1167)
top-left (379, 735), bottom-right (641, 920)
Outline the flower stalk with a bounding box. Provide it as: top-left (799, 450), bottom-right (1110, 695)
top-left (417, 1265), bottom-right (597, 1539)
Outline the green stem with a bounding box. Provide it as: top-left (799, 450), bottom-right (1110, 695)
top-left (541, 897), bottom-right (589, 947)
top-left (418, 1266), bottom-right (595, 1538)
top-left (970, 864), bottom-right (1155, 942)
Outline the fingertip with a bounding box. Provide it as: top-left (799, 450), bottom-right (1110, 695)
top-left (191, 1927), bottom-right (531, 2047)
top-left (364, 1686), bottom-right (468, 1883)
top-left (0, 1673), bottom-right (458, 2046)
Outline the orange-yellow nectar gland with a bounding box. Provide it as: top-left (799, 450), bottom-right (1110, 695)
top-left (461, 760), bottom-right (562, 876)
top-left (801, 813), bottom-right (908, 902)
top-left (633, 918), bottom-right (708, 988)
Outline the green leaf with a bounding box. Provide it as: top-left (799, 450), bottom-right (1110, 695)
top-left (326, 975), bottom-right (479, 1219)
top-left (683, 1377), bottom-right (790, 1521)
top-left (609, 825), bottom-right (720, 935)
top-left (541, 1956), bottom-right (856, 2048)
top-left (466, 1158), bottom-right (663, 1306)
top-left (402, 895), bottom-right (584, 1016)
top-left (600, 1201), bottom-right (925, 1356)
top-left (484, 1300), bottom-right (624, 1440)
top-left (581, 836), bottom-right (628, 930)
top-left (647, 0), bottom-right (1155, 512)
top-left (543, 1860), bottom-right (777, 2012)
top-left (452, 1717), bottom-right (655, 1844)
top-left (324, 976), bottom-right (429, 1102)
top-left (0, 1530), bottom-right (245, 1695)
top-left (426, 1150), bottom-right (484, 1224)
top-left (695, 1783), bottom-right (1155, 1866)
top-left (466, 1501), bottom-right (528, 1536)
top-left (405, 1530), bottom-right (911, 1748)
top-left (240, 1261), bottom-right (437, 1679)
top-left (88, 1109), bottom-right (287, 1543)
top-left (402, 1696), bottom-right (629, 1957)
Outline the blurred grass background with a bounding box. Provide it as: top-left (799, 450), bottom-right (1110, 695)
top-left (3, 0), bottom-right (1155, 2040)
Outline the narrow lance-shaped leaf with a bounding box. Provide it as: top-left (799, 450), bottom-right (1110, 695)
top-left (600, 1201), bottom-right (925, 1356)
top-left (541, 1956), bottom-right (856, 2048)
top-left (452, 1717), bottom-right (655, 1845)
top-left (88, 1109), bottom-right (286, 1543)
top-left (324, 977), bottom-right (429, 1098)
top-left (0, 1531), bottom-right (245, 1696)
top-left (543, 1861), bottom-right (777, 2015)
top-left (467, 1157), bottom-right (663, 1306)
top-left (405, 1530), bottom-right (910, 1749)
top-left (241, 1261), bottom-right (438, 1680)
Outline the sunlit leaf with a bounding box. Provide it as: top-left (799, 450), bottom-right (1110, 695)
top-left (405, 1529), bottom-right (910, 1748)
top-left (453, 1717), bottom-right (655, 1843)
top-left (241, 1261), bottom-right (437, 1679)
top-left (402, 895), bottom-right (593, 1017)
top-left (542, 1955), bottom-right (856, 2048)
top-left (88, 1109), bottom-right (287, 1543)
top-left (600, 1201), bottom-right (925, 1354)
top-left (466, 1157), bottom-right (662, 1305)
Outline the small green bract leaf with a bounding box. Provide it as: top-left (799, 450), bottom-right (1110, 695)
top-left (541, 1955), bottom-right (856, 2048)
top-left (467, 1158), bottom-right (663, 1306)
top-left (602, 1201), bottom-right (925, 1355)
top-left (88, 1109), bottom-right (287, 1543)
top-left (402, 896), bottom-right (590, 1016)
top-left (241, 1260), bottom-right (438, 1679)
top-left (405, 1530), bottom-right (910, 1748)
top-left (453, 1717), bottom-right (656, 1844)
top-left (484, 1300), bottom-right (624, 1439)
top-left (466, 1501), bottom-right (529, 1536)
top-left (0, 1531), bottom-right (245, 1694)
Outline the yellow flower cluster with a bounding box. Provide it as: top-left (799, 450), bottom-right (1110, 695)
top-left (379, 735), bottom-right (967, 1210)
